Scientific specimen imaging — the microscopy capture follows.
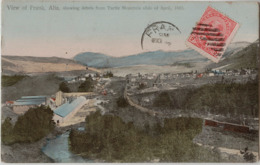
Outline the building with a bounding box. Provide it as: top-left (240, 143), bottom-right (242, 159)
top-left (5, 101), bottom-right (14, 106)
top-left (55, 91), bottom-right (63, 106)
top-left (53, 96), bottom-right (88, 125)
top-left (13, 96), bottom-right (47, 114)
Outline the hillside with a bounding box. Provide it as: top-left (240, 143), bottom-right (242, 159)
top-left (73, 42), bottom-right (250, 68)
top-left (1, 56), bottom-right (100, 74)
top-left (207, 40), bottom-right (259, 69)
top-left (1, 74), bottom-right (62, 102)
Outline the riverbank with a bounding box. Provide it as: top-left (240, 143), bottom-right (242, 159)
top-left (1, 137), bottom-right (53, 163)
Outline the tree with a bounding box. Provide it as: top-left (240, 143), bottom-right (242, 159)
top-left (1, 118), bottom-right (14, 144)
top-left (138, 83), bottom-right (146, 90)
top-left (13, 105), bottom-right (55, 143)
top-left (117, 96), bottom-right (128, 108)
top-left (2, 106), bottom-right (55, 144)
top-left (59, 82), bottom-right (70, 92)
top-left (153, 92), bottom-right (173, 108)
top-left (78, 77), bottom-right (94, 92)
top-left (104, 71), bottom-right (113, 78)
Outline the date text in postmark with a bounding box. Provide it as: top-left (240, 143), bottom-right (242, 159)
top-left (141, 21), bottom-right (181, 51)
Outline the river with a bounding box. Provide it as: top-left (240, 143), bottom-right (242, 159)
top-left (42, 131), bottom-right (92, 163)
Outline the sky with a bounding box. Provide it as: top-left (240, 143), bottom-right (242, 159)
top-left (2, 1), bottom-right (259, 58)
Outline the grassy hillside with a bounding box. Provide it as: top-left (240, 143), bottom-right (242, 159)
top-left (151, 80), bottom-right (258, 118)
top-left (2, 56), bottom-right (78, 64)
top-left (186, 81), bottom-right (258, 117)
top-left (1, 56), bottom-right (100, 74)
top-left (2, 75), bottom-right (27, 87)
top-left (208, 41), bottom-right (259, 69)
top-left (1, 74), bottom-right (62, 102)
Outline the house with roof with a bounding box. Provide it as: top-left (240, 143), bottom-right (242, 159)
top-left (53, 96), bottom-right (88, 125)
top-left (13, 96), bottom-right (47, 114)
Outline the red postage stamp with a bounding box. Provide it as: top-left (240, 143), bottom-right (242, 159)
top-left (186, 6), bottom-right (239, 63)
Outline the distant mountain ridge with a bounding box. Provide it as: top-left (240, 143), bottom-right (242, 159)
top-left (74, 49), bottom-right (206, 68)
top-left (2, 55), bottom-right (77, 64)
top-left (74, 41), bottom-right (251, 68)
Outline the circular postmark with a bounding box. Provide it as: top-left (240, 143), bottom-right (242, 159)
top-left (141, 21), bottom-right (181, 51)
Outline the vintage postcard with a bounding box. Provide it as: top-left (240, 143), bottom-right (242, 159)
top-left (1, 0), bottom-right (259, 163)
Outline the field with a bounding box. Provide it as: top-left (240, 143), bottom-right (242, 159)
top-left (101, 61), bottom-right (210, 77)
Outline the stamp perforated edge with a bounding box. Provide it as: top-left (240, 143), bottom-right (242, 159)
top-left (185, 6), bottom-right (240, 63)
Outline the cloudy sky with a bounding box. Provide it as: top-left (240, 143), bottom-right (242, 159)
top-left (2, 1), bottom-right (259, 58)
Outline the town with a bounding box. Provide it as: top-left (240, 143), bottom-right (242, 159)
top-left (2, 65), bottom-right (258, 162)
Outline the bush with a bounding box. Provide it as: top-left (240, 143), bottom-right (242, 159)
top-left (1, 106), bottom-right (55, 145)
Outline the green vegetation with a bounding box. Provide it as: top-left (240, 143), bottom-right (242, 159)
top-left (1, 106), bottom-right (55, 145)
top-left (69, 111), bottom-right (221, 162)
top-left (78, 77), bottom-right (94, 92)
top-left (152, 81), bottom-right (258, 117)
top-left (153, 92), bottom-right (174, 108)
top-left (116, 96), bottom-right (128, 108)
top-left (2, 75), bottom-right (27, 87)
top-left (1, 118), bottom-right (15, 144)
top-left (59, 82), bottom-right (70, 92)
top-left (228, 43), bottom-right (258, 69)
top-left (186, 81), bottom-right (258, 117)
top-left (210, 41), bottom-right (259, 70)
top-left (103, 71), bottom-right (113, 78)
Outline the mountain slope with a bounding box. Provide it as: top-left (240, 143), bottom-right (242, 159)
top-left (74, 42), bottom-right (251, 68)
top-left (221, 41), bottom-right (250, 59)
top-left (207, 40), bottom-right (259, 69)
